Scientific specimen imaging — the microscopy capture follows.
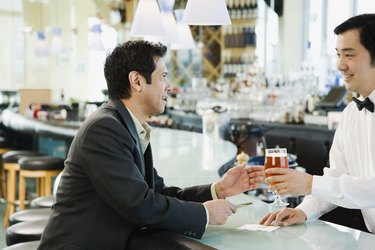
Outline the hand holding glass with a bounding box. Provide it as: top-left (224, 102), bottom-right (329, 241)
top-left (265, 148), bottom-right (289, 207)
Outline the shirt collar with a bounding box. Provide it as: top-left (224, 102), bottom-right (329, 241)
top-left (125, 107), bottom-right (152, 140)
top-left (368, 89), bottom-right (375, 104)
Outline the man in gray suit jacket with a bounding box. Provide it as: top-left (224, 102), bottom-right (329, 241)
top-left (38, 40), bottom-right (264, 249)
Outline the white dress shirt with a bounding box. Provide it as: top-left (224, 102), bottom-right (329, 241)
top-left (298, 89), bottom-right (375, 233)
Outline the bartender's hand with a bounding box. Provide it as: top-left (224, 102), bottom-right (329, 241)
top-left (259, 208), bottom-right (307, 227)
top-left (265, 168), bottom-right (313, 196)
top-left (204, 199), bottom-right (237, 225)
top-left (215, 163), bottom-right (265, 199)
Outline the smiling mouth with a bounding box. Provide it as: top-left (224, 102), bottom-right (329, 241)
top-left (342, 73), bottom-right (354, 81)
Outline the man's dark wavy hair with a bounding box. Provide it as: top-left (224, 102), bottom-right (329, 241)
top-left (334, 13), bottom-right (375, 65)
top-left (104, 40), bottom-right (167, 100)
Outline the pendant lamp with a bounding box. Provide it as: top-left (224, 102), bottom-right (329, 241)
top-left (171, 9), bottom-right (196, 50)
top-left (158, 0), bottom-right (180, 43)
top-left (89, 24), bottom-right (105, 51)
top-left (51, 27), bottom-right (65, 54)
top-left (182, 0), bottom-right (231, 25)
top-left (35, 31), bottom-right (49, 57)
top-left (129, 0), bottom-right (165, 38)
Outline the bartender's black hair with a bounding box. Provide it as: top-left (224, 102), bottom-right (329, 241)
top-left (334, 13), bottom-right (375, 65)
top-left (104, 40), bottom-right (167, 100)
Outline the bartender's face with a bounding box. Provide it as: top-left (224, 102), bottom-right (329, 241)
top-left (336, 29), bottom-right (375, 97)
top-left (142, 57), bottom-right (170, 116)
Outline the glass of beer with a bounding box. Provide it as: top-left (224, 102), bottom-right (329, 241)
top-left (265, 148), bottom-right (289, 207)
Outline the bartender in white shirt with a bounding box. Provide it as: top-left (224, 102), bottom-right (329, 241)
top-left (259, 13), bottom-right (375, 233)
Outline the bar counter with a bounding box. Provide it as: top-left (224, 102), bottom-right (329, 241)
top-left (150, 125), bottom-right (375, 249)
top-left (196, 194), bottom-right (375, 249)
top-left (1, 109), bottom-right (78, 140)
top-left (2, 109), bottom-right (375, 249)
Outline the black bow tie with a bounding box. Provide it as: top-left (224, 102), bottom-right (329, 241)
top-left (352, 97), bottom-right (374, 112)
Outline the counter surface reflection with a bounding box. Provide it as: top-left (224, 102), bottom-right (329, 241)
top-left (151, 127), bottom-right (237, 187)
top-left (151, 128), bottom-right (375, 250)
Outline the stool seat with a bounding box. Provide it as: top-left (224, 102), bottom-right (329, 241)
top-left (30, 196), bottom-right (54, 208)
top-left (3, 240), bottom-right (40, 250)
top-left (18, 156), bottom-right (65, 171)
top-left (0, 148), bottom-right (12, 155)
top-left (2, 150), bottom-right (43, 227)
top-left (6, 219), bottom-right (48, 246)
top-left (3, 151), bottom-right (43, 163)
top-left (9, 208), bottom-right (51, 226)
top-left (17, 156), bottom-right (64, 210)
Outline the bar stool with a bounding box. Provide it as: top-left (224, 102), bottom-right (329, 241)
top-left (18, 156), bottom-right (64, 210)
top-left (8, 208), bottom-right (51, 226)
top-left (6, 219), bottom-right (48, 246)
top-left (2, 150), bottom-right (43, 227)
top-left (0, 148), bottom-right (12, 199)
top-left (8, 171), bottom-right (62, 226)
top-left (30, 169), bottom-right (62, 209)
top-left (30, 195), bottom-right (54, 208)
top-left (2, 240), bottom-right (40, 250)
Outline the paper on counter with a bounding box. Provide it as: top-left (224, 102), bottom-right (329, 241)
top-left (236, 224), bottom-right (280, 232)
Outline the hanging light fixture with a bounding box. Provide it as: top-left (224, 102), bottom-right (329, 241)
top-left (182, 0), bottom-right (231, 25)
top-left (171, 9), bottom-right (195, 50)
top-left (35, 31), bottom-right (49, 56)
top-left (51, 27), bottom-right (65, 54)
top-left (89, 24), bottom-right (105, 51)
top-left (50, 0), bottom-right (64, 54)
top-left (129, 0), bottom-right (165, 38)
top-left (34, 1), bottom-right (49, 56)
top-left (158, 0), bottom-right (180, 43)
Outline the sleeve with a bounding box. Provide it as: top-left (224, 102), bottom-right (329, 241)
top-left (298, 111), bottom-right (375, 220)
top-left (81, 117), bottom-right (207, 238)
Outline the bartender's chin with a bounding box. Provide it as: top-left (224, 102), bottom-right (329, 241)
top-left (344, 82), bottom-right (354, 92)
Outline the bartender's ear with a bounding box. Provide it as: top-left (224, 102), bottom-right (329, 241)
top-left (129, 71), bottom-right (142, 92)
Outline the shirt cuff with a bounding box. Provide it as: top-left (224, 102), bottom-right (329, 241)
top-left (202, 204), bottom-right (209, 229)
top-left (204, 183), bottom-right (219, 229)
top-left (210, 182), bottom-right (219, 200)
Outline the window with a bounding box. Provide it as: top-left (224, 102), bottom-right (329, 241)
top-left (357, 0), bottom-right (375, 14)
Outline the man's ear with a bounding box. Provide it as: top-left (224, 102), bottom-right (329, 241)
top-left (129, 71), bottom-right (142, 92)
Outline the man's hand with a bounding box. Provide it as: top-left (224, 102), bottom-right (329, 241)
top-left (215, 163), bottom-right (264, 199)
top-left (203, 199), bottom-right (237, 225)
top-left (265, 168), bottom-right (313, 196)
top-left (259, 208), bottom-right (307, 227)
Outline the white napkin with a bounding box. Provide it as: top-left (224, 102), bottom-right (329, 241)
top-left (236, 224), bottom-right (280, 232)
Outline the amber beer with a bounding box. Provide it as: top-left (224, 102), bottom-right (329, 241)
top-left (265, 148), bottom-right (288, 184)
top-left (265, 148), bottom-right (289, 206)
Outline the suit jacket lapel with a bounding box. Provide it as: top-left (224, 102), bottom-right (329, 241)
top-left (111, 99), bottom-right (146, 176)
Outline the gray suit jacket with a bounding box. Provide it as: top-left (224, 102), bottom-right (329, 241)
top-left (38, 99), bottom-right (212, 250)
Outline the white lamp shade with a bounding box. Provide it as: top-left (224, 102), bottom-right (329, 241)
top-left (35, 31), bottom-right (49, 57)
top-left (182, 0), bottom-right (231, 25)
top-left (158, 0), bottom-right (174, 12)
top-left (160, 12), bottom-right (181, 43)
top-left (51, 27), bottom-right (65, 54)
top-left (89, 24), bottom-right (105, 51)
top-left (171, 9), bottom-right (195, 50)
top-left (130, 0), bottom-right (165, 37)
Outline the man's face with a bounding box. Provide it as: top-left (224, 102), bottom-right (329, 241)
top-left (141, 57), bottom-right (170, 116)
top-left (336, 29), bottom-right (375, 97)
